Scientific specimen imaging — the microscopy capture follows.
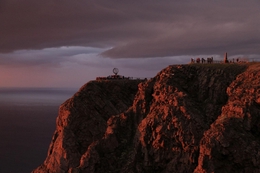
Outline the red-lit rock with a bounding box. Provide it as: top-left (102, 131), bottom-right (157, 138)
top-left (33, 63), bottom-right (260, 173)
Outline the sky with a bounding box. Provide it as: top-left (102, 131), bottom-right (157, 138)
top-left (0, 0), bottom-right (260, 88)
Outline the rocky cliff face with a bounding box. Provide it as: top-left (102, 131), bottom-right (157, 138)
top-left (33, 63), bottom-right (260, 173)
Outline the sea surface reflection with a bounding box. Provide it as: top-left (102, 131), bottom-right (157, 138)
top-left (0, 87), bottom-right (77, 173)
top-left (0, 88), bottom-right (76, 106)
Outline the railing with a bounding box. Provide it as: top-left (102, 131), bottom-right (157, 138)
top-left (128, 77), bottom-right (153, 80)
top-left (96, 76), bottom-right (152, 81)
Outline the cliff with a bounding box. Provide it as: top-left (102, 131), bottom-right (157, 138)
top-left (33, 63), bottom-right (260, 173)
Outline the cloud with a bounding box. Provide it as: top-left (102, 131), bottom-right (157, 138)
top-left (0, 46), bottom-right (106, 67)
top-left (0, 45), bottom-right (196, 71)
top-left (0, 0), bottom-right (260, 59)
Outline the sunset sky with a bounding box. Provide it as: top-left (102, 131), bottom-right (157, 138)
top-left (0, 0), bottom-right (260, 88)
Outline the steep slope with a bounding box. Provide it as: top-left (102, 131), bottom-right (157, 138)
top-left (194, 64), bottom-right (260, 173)
top-left (32, 80), bottom-right (142, 173)
top-left (33, 63), bottom-right (260, 173)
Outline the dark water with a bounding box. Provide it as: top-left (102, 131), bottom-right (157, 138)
top-left (0, 88), bottom-right (77, 173)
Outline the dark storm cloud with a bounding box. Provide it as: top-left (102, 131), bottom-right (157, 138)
top-left (1, 0), bottom-right (260, 58)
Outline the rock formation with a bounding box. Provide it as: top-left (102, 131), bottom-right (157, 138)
top-left (33, 63), bottom-right (260, 173)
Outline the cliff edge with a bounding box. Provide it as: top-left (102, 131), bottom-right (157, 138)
top-left (33, 63), bottom-right (260, 173)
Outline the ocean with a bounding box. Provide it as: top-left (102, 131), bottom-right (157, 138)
top-left (0, 88), bottom-right (77, 173)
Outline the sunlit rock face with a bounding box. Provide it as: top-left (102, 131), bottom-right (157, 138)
top-left (33, 63), bottom-right (260, 173)
top-left (32, 80), bottom-right (141, 173)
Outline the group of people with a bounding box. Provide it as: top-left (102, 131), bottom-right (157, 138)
top-left (225, 58), bottom-right (242, 63)
top-left (190, 57), bottom-right (245, 64)
top-left (190, 57), bottom-right (214, 64)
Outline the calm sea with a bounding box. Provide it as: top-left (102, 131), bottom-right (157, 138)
top-left (0, 88), bottom-right (77, 173)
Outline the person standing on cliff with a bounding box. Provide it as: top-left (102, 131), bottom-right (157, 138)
top-left (201, 58), bottom-right (206, 64)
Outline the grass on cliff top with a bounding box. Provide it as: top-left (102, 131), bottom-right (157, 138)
top-left (188, 62), bottom-right (252, 75)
